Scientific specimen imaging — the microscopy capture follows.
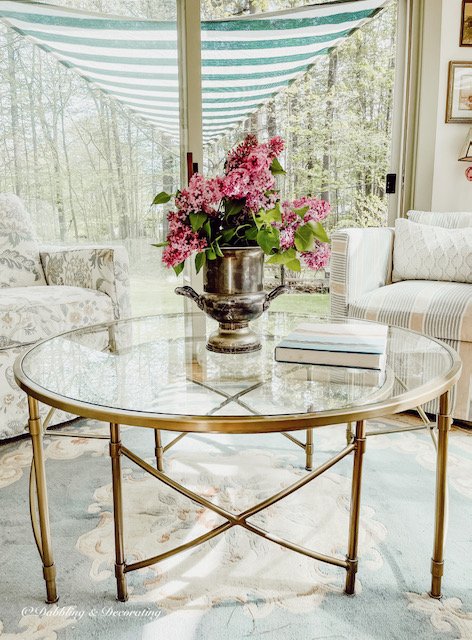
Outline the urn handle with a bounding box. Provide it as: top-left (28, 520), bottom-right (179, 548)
top-left (263, 285), bottom-right (291, 311)
top-left (175, 286), bottom-right (205, 311)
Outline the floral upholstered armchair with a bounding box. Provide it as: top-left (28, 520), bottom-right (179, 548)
top-left (329, 210), bottom-right (472, 422)
top-left (0, 193), bottom-right (130, 440)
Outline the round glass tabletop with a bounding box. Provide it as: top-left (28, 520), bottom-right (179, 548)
top-left (14, 313), bottom-right (461, 432)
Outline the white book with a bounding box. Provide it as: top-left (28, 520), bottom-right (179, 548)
top-left (275, 322), bottom-right (388, 370)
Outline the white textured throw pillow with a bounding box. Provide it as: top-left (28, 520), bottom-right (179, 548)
top-left (392, 218), bottom-right (472, 284)
top-left (408, 210), bottom-right (472, 229)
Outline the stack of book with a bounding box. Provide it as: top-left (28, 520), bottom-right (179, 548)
top-left (275, 322), bottom-right (388, 370)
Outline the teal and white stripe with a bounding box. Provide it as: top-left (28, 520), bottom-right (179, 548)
top-left (0, 0), bottom-right (390, 143)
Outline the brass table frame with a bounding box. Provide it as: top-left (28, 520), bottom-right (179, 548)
top-left (15, 325), bottom-right (461, 605)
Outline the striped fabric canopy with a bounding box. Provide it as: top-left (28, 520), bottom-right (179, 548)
top-left (0, 0), bottom-right (390, 144)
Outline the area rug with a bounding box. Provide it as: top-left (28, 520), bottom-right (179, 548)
top-left (0, 416), bottom-right (471, 640)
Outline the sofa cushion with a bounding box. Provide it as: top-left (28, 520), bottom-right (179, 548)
top-left (408, 210), bottom-right (472, 228)
top-left (0, 285), bottom-right (114, 349)
top-left (0, 193), bottom-right (46, 288)
top-left (349, 280), bottom-right (472, 342)
top-left (392, 219), bottom-right (472, 284)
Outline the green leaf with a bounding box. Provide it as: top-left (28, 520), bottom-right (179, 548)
top-left (293, 205), bottom-right (309, 218)
top-left (151, 242), bottom-right (168, 248)
top-left (252, 212), bottom-right (263, 231)
top-left (294, 223), bottom-right (315, 253)
top-left (270, 157), bottom-right (286, 175)
top-left (266, 248), bottom-right (297, 265)
top-left (213, 241), bottom-right (224, 258)
top-left (195, 251), bottom-right (206, 274)
top-left (257, 228), bottom-right (279, 255)
top-left (226, 200), bottom-right (245, 217)
top-left (203, 220), bottom-right (212, 239)
top-left (221, 228), bottom-right (237, 244)
top-left (266, 201), bottom-right (282, 223)
top-left (152, 191), bottom-right (172, 205)
top-left (308, 221), bottom-right (330, 244)
top-left (245, 226), bottom-right (258, 241)
top-left (207, 247), bottom-right (217, 260)
top-left (173, 262), bottom-right (185, 276)
top-left (189, 212), bottom-right (207, 232)
top-left (286, 258), bottom-right (301, 272)
top-left (266, 253), bottom-right (283, 264)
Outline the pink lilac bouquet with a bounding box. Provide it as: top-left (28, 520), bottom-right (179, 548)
top-left (153, 134), bottom-right (331, 275)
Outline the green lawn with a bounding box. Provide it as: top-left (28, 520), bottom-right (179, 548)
top-left (130, 275), bottom-right (330, 318)
top-left (130, 275), bottom-right (185, 316)
top-left (270, 292), bottom-right (330, 315)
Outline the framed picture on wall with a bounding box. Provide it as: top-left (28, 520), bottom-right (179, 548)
top-left (461, 0), bottom-right (472, 46)
top-left (446, 62), bottom-right (472, 123)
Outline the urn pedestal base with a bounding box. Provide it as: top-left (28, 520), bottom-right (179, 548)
top-left (207, 322), bottom-right (261, 354)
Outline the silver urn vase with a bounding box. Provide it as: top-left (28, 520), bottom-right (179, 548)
top-left (175, 246), bottom-right (289, 353)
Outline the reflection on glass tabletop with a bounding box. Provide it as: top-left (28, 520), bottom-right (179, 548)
top-left (15, 313), bottom-right (459, 422)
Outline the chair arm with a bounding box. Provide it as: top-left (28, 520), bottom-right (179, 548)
top-left (39, 245), bottom-right (131, 319)
top-left (329, 228), bottom-right (394, 318)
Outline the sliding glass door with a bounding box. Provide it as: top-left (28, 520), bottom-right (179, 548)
top-left (200, 0), bottom-right (405, 315)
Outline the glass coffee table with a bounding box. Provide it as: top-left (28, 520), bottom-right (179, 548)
top-left (14, 313), bottom-right (461, 604)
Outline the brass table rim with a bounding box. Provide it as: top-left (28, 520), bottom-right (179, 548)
top-left (13, 313), bottom-right (463, 434)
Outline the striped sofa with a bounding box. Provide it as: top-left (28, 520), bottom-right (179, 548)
top-left (330, 211), bottom-right (472, 422)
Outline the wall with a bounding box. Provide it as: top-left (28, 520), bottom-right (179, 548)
top-left (414, 0), bottom-right (472, 211)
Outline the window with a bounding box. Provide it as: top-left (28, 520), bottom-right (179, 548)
top-left (0, 0), bottom-right (182, 315)
top-left (202, 0), bottom-right (399, 314)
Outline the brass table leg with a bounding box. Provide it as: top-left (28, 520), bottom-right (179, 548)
top-left (28, 397), bottom-right (58, 604)
top-left (430, 391), bottom-right (452, 599)
top-left (305, 428), bottom-right (314, 471)
top-left (345, 419), bottom-right (366, 595)
top-left (346, 422), bottom-right (354, 445)
top-left (154, 429), bottom-right (164, 472)
top-left (109, 423), bottom-right (128, 602)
